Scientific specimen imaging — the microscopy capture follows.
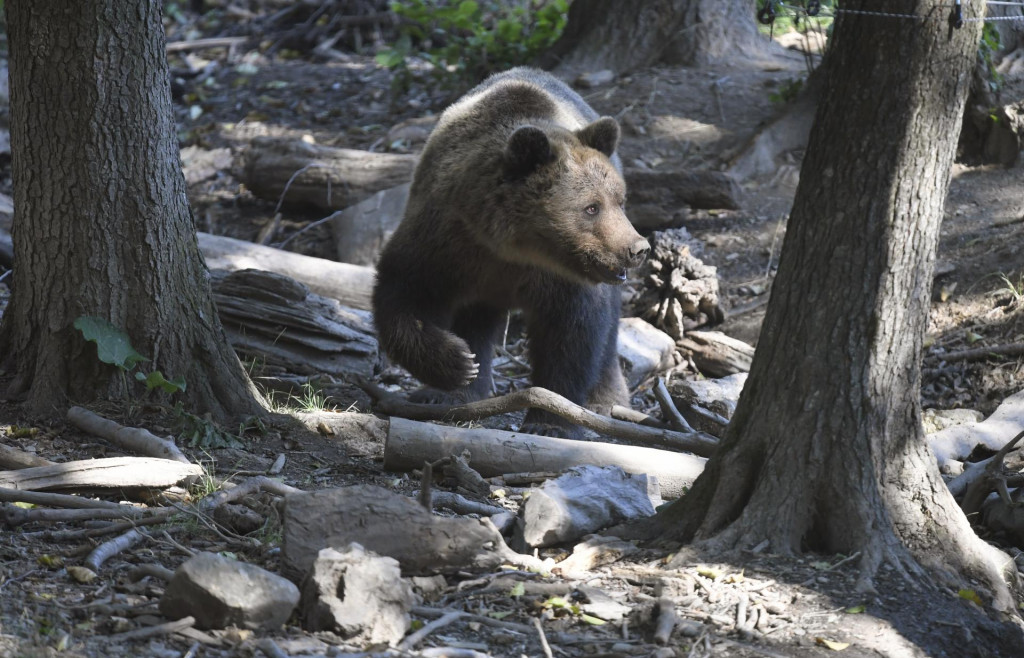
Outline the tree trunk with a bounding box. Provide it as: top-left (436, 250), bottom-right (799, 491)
top-left (647, 1), bottom-right (1021, 611)
top-left (542, 0), bottom-right (766, 74)
top-left (0, 0), bottom-right (264, 422)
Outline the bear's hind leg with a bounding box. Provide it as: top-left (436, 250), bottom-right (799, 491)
top-left (409, 303), bottom-right (502, 404)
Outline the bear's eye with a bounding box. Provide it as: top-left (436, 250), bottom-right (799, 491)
top-left (584, 203), bottom-right (600, 216)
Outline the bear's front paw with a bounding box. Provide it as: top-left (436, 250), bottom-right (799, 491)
top-left (423, 334), bottom-right (479, 391)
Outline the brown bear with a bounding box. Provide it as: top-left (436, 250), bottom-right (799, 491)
top-left (372, 67), bottom-right (649, 437)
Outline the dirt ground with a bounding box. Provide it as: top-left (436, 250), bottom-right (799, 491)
top-left (1, 11), bottom-right (1024, 658)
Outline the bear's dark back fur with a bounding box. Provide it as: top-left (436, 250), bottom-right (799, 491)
top-left (373, 67), bottom-right (649, 437)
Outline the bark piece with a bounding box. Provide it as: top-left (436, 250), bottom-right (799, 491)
top-left (516, 465), bottom-right (661, 548)
top-left (384, 417), bottom-right (705, 500)
top-left (617, 318), bottom-right (678, 388)
top-left (676, 330), bottom-right (754, 378)
top-left (632, 229), bottom-right (724, 339)
top-left (299, 544), bottom-right (414, 644)
top-left (625, 169), bottom-right (742, 231)
top-left (210, 269), bottom-right (378, 379)
top-left (198, 232), bottom-right (375, 311)
top-left (159, 552), bottom-right (300, 631)
top-left (331, 183), bottom-right (410, 266)
top-left (234, 137), bottom-right (417, 211)
top-left (0, 457), bottom-right (202, 491)
top-left (281, 485), bottom-right (541, 580)
top-left (928, 388), bottom-right (1024, 468)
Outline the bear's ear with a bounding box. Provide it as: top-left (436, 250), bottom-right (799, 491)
top-left (577, 116), bottom-right (620, 157)
top-left (504, 125), bottom-right (552, 179)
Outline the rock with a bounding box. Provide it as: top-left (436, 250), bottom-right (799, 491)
top-left (159, 552), bottom-right (299, 630)
top-left (575, 69), bottom-right (615, 88)
top-left (577, 585), bottom-right (631, 621)
top-left (180, 146), bottom-right (232, 185)
top-left (282, 485), bottom-right (534, 580)
top-left (516, 466), bottom-right (660, 549)
top-left (554, 535), bottom-right (639, 579)
top-left (670, 373), bottom-right (747, 423)
top-left (212, 504), bottom-right (264, 536)
top-left (299, 545), bottom-right (413, 644)
top-left (331, 183), bottom-right (410, 266)
top-left (618, 318), bottom-right (678, 388)
top-left (922, 407), bottom-right (984, 434)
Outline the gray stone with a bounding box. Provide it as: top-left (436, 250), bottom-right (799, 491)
top-left (158, 552), bottom-right (299, 630)
top-left (299, 545), bottom-right (413, 644)
top-left (670, 373), bottom-right (747, 421)
top-left (517, 466), bottom-right (660, 548)
top-left (923, 407), bottom-right (984, 434)
top-left (575, 69), bottom-right (615, 88)
top-left (331, 183), bottom-right (410, 266)
top-left (618, 318), bottom-right (678, 388)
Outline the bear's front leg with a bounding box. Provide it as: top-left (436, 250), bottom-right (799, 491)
top-left (520, 282), bottom-right (621, 439)
top-left (409, 303), bottom-right (502, 404)
top-left (373, 276), bottom-right (479, 392)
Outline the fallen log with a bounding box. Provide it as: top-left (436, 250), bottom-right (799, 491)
top-left (198, 232), bottom-right (375, 311)
top-left (0, 457), bottom-right (203, 491)
top-left (383, 417), bottom-right (706, 499)
top-left (0, 443), bottom-right (55, 470)
top-left (624, 168), bottom-right (743, 231)
top-left (233, 137), bottom-right (417, 212)
top-left (211, 269), bottom-right (378, 379)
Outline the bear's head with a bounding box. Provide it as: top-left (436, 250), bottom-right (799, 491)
top-left (498, 117), bottom-right (650, 285)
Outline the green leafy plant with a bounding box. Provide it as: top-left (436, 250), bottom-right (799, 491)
top-left (376, 0), bottom-right (569, 95)
top-left (74, 316), bottom-right (186, 394)
top-left (979, 21), bottom-right (1003, 92)
top-left (173, 402), bottom-right (244, 449)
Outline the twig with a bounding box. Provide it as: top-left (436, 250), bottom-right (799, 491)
top-left (84, 528), bottom-right (149, 572)
top-left (107, 615), bottom-right (195, 641)
top-left (165, 37), bottom-right (248, 52)
top-left (653, 378), bottom-right (694, 432)
top-left (360, 380), bottom-right (718, 457)
top-left (611, 405), bottom-right (668, 429)
top-left (533, 617), bottom-right (555, 658)
top-left (399, 610), bottom-right (465, 651)
top-left (129, 563), bottom-right (175, 583)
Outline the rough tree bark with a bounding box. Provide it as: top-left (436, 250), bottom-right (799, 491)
top-left (648, 1), bottom-right (1022, 612)
top-left (542, 0), bottom-right (765, 74)
top-left (0, 0), bottom-right (265, 421)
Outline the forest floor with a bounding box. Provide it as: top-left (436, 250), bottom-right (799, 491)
top-left (1, 15), bottom-right (1024, 658)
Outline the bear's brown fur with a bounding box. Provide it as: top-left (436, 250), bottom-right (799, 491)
top-left (373, 67), bottom-right (649, 437)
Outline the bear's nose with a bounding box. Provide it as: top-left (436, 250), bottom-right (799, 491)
top-left (629, 239), bottom-right (650, 266)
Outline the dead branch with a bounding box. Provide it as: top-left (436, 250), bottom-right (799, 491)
top-left (431, 491), bottom-right (505, 517)
top-left (165, 36), bottom-right (248, 52)
top-left (653, 378), bottom-right (693, 432)
top-left (533, 617), bottom-right (555, 658)
top-left (0, 443), bottom-right (55, 470)
top-left (397, 610), bottom-right (465, 652)
top-left (2, 505), bottom-right (170, 528)
top-left (362, 381), bottom-right (718, 457)
top-left (107, 615), bottom-right (196, 642)
top-left (0, 457), bottom-right (202, 491)
top-left (67, 406), bottom-right (190, 463)
top-left (385, 417), bottom-right (706, 499)
top-left (960, 430), bottom-right (1024, 517)
top-left (939, 342), bottom-right (1024, 363)
top-left (611, 404), bottom-right (669, 429)
top-left (0, 487), bottom-right (125, 510)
